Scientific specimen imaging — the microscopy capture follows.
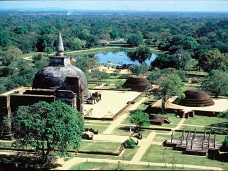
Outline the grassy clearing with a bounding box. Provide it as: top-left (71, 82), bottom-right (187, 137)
top-left (141, 144), bottom-right (228, 170)
top-left (75, 146), bottom-right (139, 161)
top-left (70, 161), bottom-right (199, 170)
top-left (183, 115), bottom-right (227, 127)
top-left (80, 141), bottom-right (120, 152)
top-left (84, 123), bottom-right (109, 134)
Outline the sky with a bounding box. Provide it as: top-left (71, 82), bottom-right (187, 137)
top-left (0, 0), bottom-right (228, 12)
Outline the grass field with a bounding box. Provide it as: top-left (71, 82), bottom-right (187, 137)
top-left (70, 161), bottom-right (199, 170)
top-left (141, 144), bottom-right (228, 170)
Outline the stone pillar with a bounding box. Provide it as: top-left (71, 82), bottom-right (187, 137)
top-left (171, 132), bottom-right (174, 143)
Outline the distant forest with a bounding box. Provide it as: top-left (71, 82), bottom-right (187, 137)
top-left (0, 11), bottom-right (227, 93)
top-left (0, 11), bottom-right (227, 54)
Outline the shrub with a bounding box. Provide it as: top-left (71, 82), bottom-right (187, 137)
top-left (125, 138), bottom-right (137, 149)
top-left (217, 110), bottom-right (228, 118)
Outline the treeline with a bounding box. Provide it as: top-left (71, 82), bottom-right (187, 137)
top-left (0, 11), bottom-right (227, 94)
top-left (0, 11), bottom-right (227, 54)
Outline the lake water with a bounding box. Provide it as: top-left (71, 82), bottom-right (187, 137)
top-left (94, 51), bottom-right (156, 66)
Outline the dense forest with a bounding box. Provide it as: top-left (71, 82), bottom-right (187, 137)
top-left (0, 10), bottom-right (227, 94)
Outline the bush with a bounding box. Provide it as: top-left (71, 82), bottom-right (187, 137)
top-left (221, 136), bottom-right (228, 152)
top-left (125, 138), bottom-right (137, 149)
top-left (217, 110), bottom-right (228, 118)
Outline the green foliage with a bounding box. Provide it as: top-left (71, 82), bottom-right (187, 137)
top-left (128, 46), bottom-right (152, 64)
top-left (199, 49), bottom-right (228, 72)
top-left (12, 100), bottom-right (84, 162)
top-left (110, 29), bottom-right (119, 40)
top-left (91, 69), bottom-right (110, 82)
top-left (126, 33), bottom-right (143, 47)
top-left (115, 80), bottom-right (124, 89)
top-left (154, 74), bottom-right (185, 111)
top-left (222, 136), bottom-right (228, 152)
top-left (130, 110), bottom-right (150, 128)
top-left (129, 64), bottom-right (148, 76)
top-left (74, 56), bottom-right (98, 73)
top-left (201, 70), bottom-right (228, 98)
top-left (125, 138), bottom-right (137, 149)
top-left (217, 110), bottom-right (228, 119)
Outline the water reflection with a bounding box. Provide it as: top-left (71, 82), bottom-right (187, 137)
top-left (90, 51), bottom-right (156, 66)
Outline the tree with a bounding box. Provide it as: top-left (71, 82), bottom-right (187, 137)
top-left (128, 46), bottom-right (152, 64)
top-left (198, 49), bottom-right (228, 72)
top-left (12, 100), bottom-right (84, 163)
top-left (201, 70), bottom-right (228, 98)
top-left (126, 33), bottom-right (143, 47)
top-left (129, 64), bottom-right (148, 76)
top-left (154, 74), bottom-right (185, 112)
top-left (0, 46), bottom-right (23, 66)
top-left (110, 29), bottom-right (119, 40)
top-left (74, 56), bottom-right (98, 73)
top-left (129, 110), bottom-right (150, 130)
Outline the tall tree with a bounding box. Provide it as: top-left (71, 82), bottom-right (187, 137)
top-left (128, 46), bottom-right (152, 64)
top-left (201, 70), bottom-right (228, 98)
top-left (12, 100), bottom-right (84, 163)
top-left (130, 110), bottom-right (150, 131)
top-left (154, 74), bottom-right (185, 112)
top-left (126, 33), bottom-right (143, 47)
top-left (198, 49), bottom-right (228, 72)
top-left (110, 29), bottom-right (119, 40)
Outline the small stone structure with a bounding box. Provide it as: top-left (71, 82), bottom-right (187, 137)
top-left (149, 114), bottom-right (171, 126)
top-left (122, 77), bottom-right (151, 91)
top-left (179, 90), bottom-right (214, 107)
top-left (163, 130), bottom-right (223, 156)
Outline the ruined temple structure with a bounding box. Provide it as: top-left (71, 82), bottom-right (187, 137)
top-left (163, 130), bottom-right (223, 156)
top-left (0, 33), bottom-right (90, 139)
top-left (122, 77), bottom-right (152, 91)
top-left (179, 90), bottom-right (215, 107)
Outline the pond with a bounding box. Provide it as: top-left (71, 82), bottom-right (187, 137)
top-left (80, 51), bottom-right (157, 66)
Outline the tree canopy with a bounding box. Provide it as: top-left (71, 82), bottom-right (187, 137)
top-left (154, 74), bottom-right (185, 111)
top-left (126, 33), bottom-right (143, 47)
top-left (128, 46), bottom-right (152, 64)
top-left (12, 100), bottom-right (84, 162)
top-left (201, 70), bottom-right (228, 98)
top-left (129, 110), bottom-right (150, 129)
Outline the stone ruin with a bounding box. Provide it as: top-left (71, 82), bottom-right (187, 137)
top-left (163, 129), bottom-right (223, 156)
top-left (149, 114), bottom-right (171, 126)
top-left (179, 90), bottom-right (214, 107)
top-left (122, 77), bottom-right (151, 91)
top-left (0, 33), bottom-right (90, 139)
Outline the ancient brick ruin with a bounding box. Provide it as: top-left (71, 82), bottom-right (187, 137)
top-left (0, 33), bottom-right (90, 139)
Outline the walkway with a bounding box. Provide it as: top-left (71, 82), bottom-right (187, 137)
top-left (55, 157), bottom-right (223, 170)
top-left (54, 95), bottom-right (225, 170)
top-left (103, 97), bottom-right (147, 134)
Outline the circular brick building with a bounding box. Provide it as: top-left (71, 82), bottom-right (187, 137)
top-left (179, 90), bottom-right (214, 107)
top-left (122, 77), bottom-right (151, 91)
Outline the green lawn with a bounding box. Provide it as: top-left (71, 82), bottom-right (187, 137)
top-left (141, 144), bottom-right (228, 170)
top-left (80, 141), bottom-right (120, 152)
top-left (84, 123), bottom-right (109, 134)
top-left (70, 161), bottom-right (200, 170)
top-left (75, 146), bottom-right (139, 161)
top-left (183, 115), bottom-right (227, 127)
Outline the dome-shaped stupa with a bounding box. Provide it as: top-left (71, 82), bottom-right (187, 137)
top-left (122, 77), bottom-right (151, 91)
top-left (32, 33), bottom-right (90, 100)
top-left (179, 90), bottom-right (214, 107)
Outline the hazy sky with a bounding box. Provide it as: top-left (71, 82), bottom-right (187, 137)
top-left (0, 0), bottom-right (228, 12)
